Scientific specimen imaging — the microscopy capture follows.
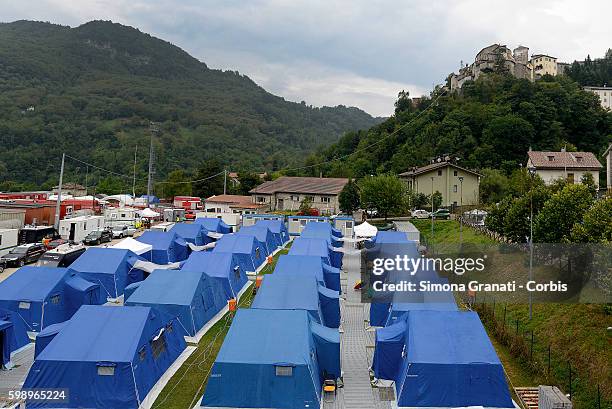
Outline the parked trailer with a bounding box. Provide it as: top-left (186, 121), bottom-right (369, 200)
top-left (241, 214), bottom-right (285, 227)
top-left (0, 228), bottom-right (19, 257)
top-left (58, 215), bottom-right (105, 243)
top-left (195, 212), bottom-right (241, 231)
top-left (287, 215), bottom-right (329, 236)
top-left (19, 225), bottom-right (56, 244)
top-left (163, 208), bottom-right (185, 222)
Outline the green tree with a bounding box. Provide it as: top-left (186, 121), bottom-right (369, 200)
top-left (96, 176), bottom-right (124, 195)
top-left (579, 172), bottom-right (598, 197)
top-left (408, 191), bottom-right (429, 210)
top-left (485, 196), bottom-right (513, 234)
top-left (236, 172), bottom-right (261, 195)
top-left (192, 160), bottom-right (224, 198)
top-left (359, 174), bottom-right (406, 220)
top-left (503, 186), bottom-right (551, 242)
top-left (570, 197), bottom-right (612, 242)
top-left (429, 191), bottom-right (443, 211)
top-left (338, 179), bottom-right (360, 214)
top-left (479, 168), bottom-right (509, 204)
top-left (160, 170), bottom-right (191, 199)
top-left (298, 197), bottom-right (314, 214)
top-left (534, 184), bottom-right (594, 242)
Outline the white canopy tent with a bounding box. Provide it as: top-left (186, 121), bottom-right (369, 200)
top-left (111, 237), bottom-right (153, 256)
top-left (140, 208), bottom-right (160, 218)
top-left (354, 221), bottom-right (378, 238)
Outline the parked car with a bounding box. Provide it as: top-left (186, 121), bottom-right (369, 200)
top-left (46, 238), bottom-right (68, 250)
top-left (83, 230), bottom-right (113, 245)
top-left (411, 209), bottom-right (430, 219)
top-left (0, 243), bottom-right (46, 267)
top-left (111, 225), bottom-right (138, 239)
top-left (0, 259), bottom-right (6, 273)
top-left (37, 244), bottom-right (87, 268)
top-left (431, 209), bottom-right (451, 220)
top-left (185, 211), bottom-right (196, 221)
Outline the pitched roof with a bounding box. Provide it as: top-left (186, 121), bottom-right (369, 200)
top-left (399, 161), bottom-right (482, 177)
top-left (249, 176), bottom-right (348, 195)
top-left (205, 194), bottom-right (266, 209)
top-left (527, 151), bottom-right (602, 169)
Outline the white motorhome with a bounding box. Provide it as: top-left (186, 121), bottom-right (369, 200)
top-left (104, 207), bottom-right (140, 228)
top-left (150, 222), bottom-right (175, 232)
top-left (0, 228), bottom-right (19, 257)
top-left (58, 215), bottom-right (105, 242)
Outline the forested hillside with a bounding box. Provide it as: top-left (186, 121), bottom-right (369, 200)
top-left (565, 49), bottom-right (612, 87)
top-left (0, 20), bottom-right (379, 190)
top-left (301, 73), bottom-right (611, 179)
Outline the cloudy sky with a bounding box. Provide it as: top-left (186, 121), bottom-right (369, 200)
top-left (3, 1), bottom-right (611, 116)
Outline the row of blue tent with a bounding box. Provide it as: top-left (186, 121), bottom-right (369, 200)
top-left (13, 219), bottom-right (292, 408)
top-left (366, 231), bottom-right (515, 408)
top-left (201, 221), bottom-right (344, 409)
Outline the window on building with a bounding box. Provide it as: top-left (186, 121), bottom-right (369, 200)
top-left (547, 156), bottom-right (554, 161)
top-left (345, 221), bottom-right (353, 229)
top-left (321, 197), bottom-right (331, 203)
top-left (437, 170), bottom-right (442, 176)
top-left (275, 366), bottom-right (293, 377)
top-left (575, 156), bottom-right (583, 163)
top-left (567, 173), bottom-right (575, 184)
top-left (453, 170), bottom-right (458, 176)
top-left (453, 185), bottom-right (458, 193)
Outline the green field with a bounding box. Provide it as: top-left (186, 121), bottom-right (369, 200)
top-left (411, 219), bottom-right (496, 244)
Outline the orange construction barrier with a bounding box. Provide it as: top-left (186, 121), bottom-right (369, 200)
top-left (256, 275), bottom-right (264, 289)
top-left (266, 255), bottom-right (273, 265)
top-left (228, 298), bottom-right (237, 312)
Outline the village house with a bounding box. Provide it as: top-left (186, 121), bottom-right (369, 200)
top-left (602, 144), bottom-right (611, 193)
top-left (526, 150), bottom-right (602, 188)
top-left (204, 194), bottom-right (267, 215)
top-left (583, 86), bottom-right (612, 111)
top-left (52, 183), bottom-right (87, 197)
top-left (399, 160), bottom-right (481, 208)
top-left (249, 176), bottom-right (349, 215)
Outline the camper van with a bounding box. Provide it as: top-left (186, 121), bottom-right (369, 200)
top-left (58, 215), bottom-right (105, 243)
top-left (104, 207), bottom-right (141, 228)
top-left (0, 229), bottom-right (19, 257)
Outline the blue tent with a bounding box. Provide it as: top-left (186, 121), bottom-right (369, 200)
top-left (289, 237), bottom-right (342, 269)
top-left (34, 321), bottom-right (67, 359)
top-left (126, 269), bottom-right (227, 337)
top-left (169, 223), bottom-right (212, 246)
top-left (0, 307), bottom-right (30, 367)
top-left (301, 222), bottom-right (343, 247)
top-left (252, 274), bottom-right (340, 328)
top-left (0, 267), bottom-right (101, 332)
top-left (201, 309), bottom-right (340, 409)
top-left (254, 219), bottom-right (289, 246)
top-left (274, 255), bottom-right (340, 292)
top-left (181, 252), bottom-right (248, 300)
top-left (194, 217), bottom-right (232, 234)
top-left (212, 234), bottom-right (266, 273)
top-left (235, 224), bottom-right (277, 256)
top-left (136, 231), bottom-right (189, 264)
top-left (24, 305), bottom-right (187, 409)
top-left (139, 194), bottom-right (160, 204)
top-left (67, 248), bottom-right (146, 299)
top-left (374, 310), bottom-right (514, 408)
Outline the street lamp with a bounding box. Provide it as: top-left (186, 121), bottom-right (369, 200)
top-left (458, 176), bottom-right (464, 245)
top-left (527, 164), bottom-right (536, 320)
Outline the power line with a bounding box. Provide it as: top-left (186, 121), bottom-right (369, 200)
top-left (155, 170), bottom-right (226, 185)
top-left (64, 154), bottom-right (134, 180)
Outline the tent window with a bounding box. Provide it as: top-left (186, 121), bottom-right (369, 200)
top-left (138, 346), bottom-right (147, 361)
top-left (166, 322), bottom-right (174, 333)
top-left (275, 366), bottom-right (293, 377)
top-left (50, 294), bottom-right (61, 304)
top-left (151, 333), bottom-right (167, 360)
top-left (234, 266), bottom-right (241, 279)
top-left (19, 301), bottom-right (31, 310)
top-left (98, 366), bottom-right (115, 376)
top-left (255, 248), bottom-right (260, 259)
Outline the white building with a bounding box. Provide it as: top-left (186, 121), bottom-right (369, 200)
top-left (583, 86), bottom-right (612, 111)
top-left (604, 144), bottom-right (612, 192)
top-left (526, 150), bottom-right (602, 188)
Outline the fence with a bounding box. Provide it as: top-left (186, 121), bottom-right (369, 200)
top-left (470, 298), bottom-right (609, 409)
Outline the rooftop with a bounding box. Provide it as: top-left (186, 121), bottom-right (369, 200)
top-left (399, 161), bottom-right (482, 177)
top-left (527, 151), bottom-right (602, 169)
top-left (249, 176), bottom-right (349, 195)
top-left (205, 194), bottom-right (266, 209)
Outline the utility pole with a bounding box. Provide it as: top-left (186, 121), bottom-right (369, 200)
top-left (146, 137), bottom-right (153, 208)
top-left (223, 169), bottom-right (227, 195)
top-left (528, 165), bottom-right (536, 320)
top-left (54, 153), bottom-right (65, 231)
top-left (85, 166), bottom-right (88, 196)
top-left (133, 145), bottom-right (138, 199)
top-left (430, 176), bottom-right (434, 244)
top-left (458, 176), bottom-right (464, 246)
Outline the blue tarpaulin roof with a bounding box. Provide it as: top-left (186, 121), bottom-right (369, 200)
top-left (375, 310), bottom-right (513, 408)
top-left (0, 267), bottom-right (101, 331)
top-left (194, 217), bottom-right (232, 234)
top-left (273, 255), bottom-right (341, 291)
top-left (301, 222), bottom-right (343, 247)
top-left (201, 309), bottom-right (340, 409)
top-left (136, 231), bottom-right (189, 264)
top-left (181, 252), bottom-right (248, 300)
top-left (126, 269), bottom-right (227, 337)
top-left (169, 223), bottom-right (212, 246)
top-left (24, 305), bottom-right (187, 409)
top-left (235, 224), bottom-right (276, 256)
top-left (253, 219), bottom-right (289, 246)
top-left (67, 248), bottom-right (145, 298)
top-left (289, 237), bottom-right (342, 269)
top-left (212, 234), bottom-right (266, 273)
